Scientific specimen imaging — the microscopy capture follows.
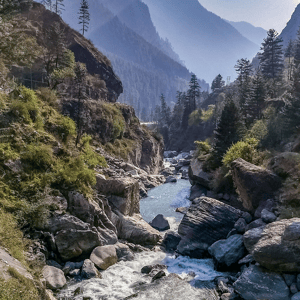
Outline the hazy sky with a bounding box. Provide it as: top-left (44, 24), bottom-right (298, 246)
top-left (199, 0), bottom-right (300, 33)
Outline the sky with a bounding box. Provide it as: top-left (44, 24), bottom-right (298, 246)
top-left (199, 0), bottom-right (300, 33)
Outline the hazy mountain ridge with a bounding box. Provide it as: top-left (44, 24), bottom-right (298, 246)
top-left (279, 3), bottom-right (300, 47)
top-left (226, 20), bottom-right (267, 46)
top-left (142, 0), bottom-right (260, 82)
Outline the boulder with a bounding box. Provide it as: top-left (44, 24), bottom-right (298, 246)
top-left (283, 274), bottom-right (296, 286)
top-left (234, 218), bottom-right (247, 233)
top-left (245, 219), bottom-right (266, 232)
top-left (208, 235), bottom-right (246, 267)
top-left (254, 198), bottom-right (277, 219)
top-left (95, 176), bottom-right (140, 216)
top-left (261, 209), bottom-right (277, 223)
top-left (189, 184), bottom-right (206, 201)
top-left (114, 243), bottom-right (134, 261)
top-left (165, 176), bottom-right (177, 183)
top-left (42, 266), bottom-right (66, 290)
top-left (55, 229), bottom-right (102, 261)
top-left (118, 213), bottom-right (161, 245)
top-left (149, 214), bottom-right (170, 231)
top-left (90, 245), bottom-right (118, 270)
top-left (233, 265), bottom-right (290, 300)
top-left (81, 259), bottom-right (99, 279)
top-left (62, 261), bottom-right (83, 275)
top-left (188, 159), bottom-right (210, 189)
top-left (164, 151), bottom-right (178, 158)
top-left (162, 231), bottom-right (181, 252)
top-left (177, 197), bottom-right (242, 258)
top-left (231, 158), bottom-right (281, 212)
top-left (243, 218), bottom-right (300, 272)
top-left (242, 212), bottom-right (252, 223)
top-left (292, 293), bottom-right (300, 300)
top-left (292, 284), bottom-right (299, 294)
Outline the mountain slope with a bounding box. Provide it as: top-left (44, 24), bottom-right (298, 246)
top-left (141, 0), bottom-right (259, 82)
top-left (226, 20), bottom-right (267, 46)
top-left (279, 3), bottom-right (300, 48)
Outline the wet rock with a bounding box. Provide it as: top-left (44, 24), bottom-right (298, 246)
top-left (47, 260), bottom-right (62, 269)
top-left (242, 212), bottom-right (252, 223)
top-left (291, 283), bottom-right (298, 294)
top-left (227, 229), bottom-right (238, 238)
top-left (208, 235), bottom-right (246, 267)
top-left (118, 213), bottom-right (161, 245)
top-left (234, 218), bottom-right (247, 233)
top-left (149, 214), bottom-right (170, 231)
top-left (261, 209), bottom-right (277, 223)
top-left (175, 207), bottom-right (188, 214)
top-left (188, 159), bottom-right (210, 189)
top-left (141, 264), bottom-right (166, 274)
top-left (233, 265), bottom-right (289, 300)
top-left (162, 231), bottom-right (181, 252)
top-left (42, 266), bottom-right (66, 290)
top-left (283, 274), bottom-right (296, 286)
top-left (177, 197), bottom-right (242, 258)
top-left (69, 269), bottom-right (81, 277)
top-left (90, 245), bottom-right (118, 270)
top-left (165, 176), bottom-right (177, 183)
top-left (164, 151), bottom-right (178, 158)
top-left (221, 293), bottom-right (240, 300)
top-left (55, 229), bottom-right (102, 261)
top-left (114, 243), bottom-right (134, 261)
top-left (62, 261), bottom-right (83, 275)
top-left (245, 219), bottom-right (266, 232)
top-left (81, 259), bottom-right (100, 279)
top-left (231, 158), bottom-right (281, 212)
top-left (152, 270), bottom-right (166, 281)
top-left (254, 199), bottom-right (276, 219)
top-left (238, 254), bottom-right (254, 265)
top-left (244, 218), bottom-right (300, 272)
top-left (292, 292), bottom-right (300, 300)
top-left (297, 274), bottom-right (300, 290)
top-left (189, 184), bottom-right (206, 201)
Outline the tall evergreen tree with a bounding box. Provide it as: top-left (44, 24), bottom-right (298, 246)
top-left (211, 74), bottom-right (225, 92)
top-left (42, 0), bottom-right (53, 11)
top-left (181, 92), bottom-right (191, 130)
top-left (258, 29), bottom-right (284, 80)
top-left (213, 95), bottom-right (240, 166)
top-left (78, 0), bottom-right (90, 36)
top-left (188, 74), bottom-right (201, 111)
top-left (54, 0), bottom-right (64, 15)
top-left (285, 39), bottom-right (294, 80)
top-left (294, 27), bottom-right (300, 68)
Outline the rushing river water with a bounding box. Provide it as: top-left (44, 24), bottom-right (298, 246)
top-left (58, 176), bottom-right (223, 299)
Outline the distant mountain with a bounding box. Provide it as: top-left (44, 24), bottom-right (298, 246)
top-left (141, 0), bottom-right (259, 82)
top-left (226, 20), bottom-right (267, 46)
top-left (279, 3), bottom-right (300, 48)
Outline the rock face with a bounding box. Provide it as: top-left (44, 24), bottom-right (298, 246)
top-left (96, 176), bottom-right (140, 216)
top-left (177, 197), bottom-right (242, 257)
top-left (118, 213), bottom-right (161, 245)
top-left (208, 234), bottom-right (246, 267)
top-left (42, 266), bottom-right (66, 290)
top-left (231, 158), bottom-right (281, 212)
top-left (149, 214), bottom-right (170, 231)
top-left (188, 159), bottom-right (210, 189)
top-left (244, 218), bottom-right (300, 272)
top-left (90, 245), bottom-right (118, 270)
top-left (233, 265), bottom-right (290, 300)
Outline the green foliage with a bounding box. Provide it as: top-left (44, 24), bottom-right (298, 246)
top-left (222, 138), bottom-right (259, 168)
top-left (80, 135), bottom-right (107, 168)
top-left (188, 109), bottom-right (202, 126)
top-left (194, 140), bottom-right (211, 160)
top-left (105, 138), bottom-right (136, 161)
top-left (36, 87), bottom-right (58, 108)
top-left (51, 49), bottom-right (76, 81)
top-left (0, 143), bottom-right (19, 161)
top-left (0, 267), bottom-right (40, 300)
top-left (21, 144), bottom-right (54, 171)
top-left (57, 116), bottom-right (77, 143)
top-left (247, 119), bottom-right (268, 141)
top-left (201, 105), bottom-right (215, 122)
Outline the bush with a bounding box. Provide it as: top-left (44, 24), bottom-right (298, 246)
top-left (247, 119), bottom-right (268, 141)
top-left (36, 87), bottom-right (58, 108)
top-left (57, 116), bottom-right (76, 143)
top-left (0, 143), bottom-right (19, 162)
top-left (201, 105), bottom-right (215, 122)
top-left (189, 109), bottom-right (202, 126)
top-left (222, 138), bottom-right (259, 168)
top-left (21, 144), bottom-right (54, 171)
top-left (194, 140), bottom-right (211, 160)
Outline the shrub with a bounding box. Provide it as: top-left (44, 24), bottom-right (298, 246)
top-left (194, 140), bottom-right (211, 160)
top-left (36, 87), bottom-right (58, 108)
top-left (57, 116), bottom-right (76, 143)
top-left (222, 138), bottom-right (259, 168)
top-left (189, 109), bottom-right (202, 126)
top-left (0, 143), bottom-right (19, 162)
top-left (247, 119), bottom-right (268, 141)
top-left (21, 144), bottom-right (54, 171)
top-left (201, 105), bottom-right (215, 122)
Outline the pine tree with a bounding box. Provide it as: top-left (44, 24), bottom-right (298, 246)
top-left (285, 39), bottom-right (294, 80)
top-left (42, 0), bottom-right (53, 11)
top-left (259, 29), bottom-right (284, 80)
top-left (213, 95), bottom-right (240, 166)
top-left (294, 27), bottom-right (300, 68)
top-left (211, 74), bottom-right (225, 92)
top-left (188, 74), bottom-right (201, 111)
top-left (181, 92), bottom-right (191, 130)
top-left (54, 0), bottom-right (64, 15)
top-left (78, 0), bottom-right (90, 36)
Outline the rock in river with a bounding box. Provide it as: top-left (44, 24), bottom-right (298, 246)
top-left (149, 214), bottom-right (170, 231)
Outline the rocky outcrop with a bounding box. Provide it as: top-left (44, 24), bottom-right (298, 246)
top-left (177, 197), bottom-right (242, 257)
top-left (118, 213), bottom-right (161, 245)
top-left (231, 158), bottom-right (281, 212)
top-left (244, 218), bottom-right (300, 272)
top-left (188, 159), bottom-right (210, 189)
top-left (233, 265), bottom-right (290, 300)
top-left (42, 266), bottom-right (66, 290)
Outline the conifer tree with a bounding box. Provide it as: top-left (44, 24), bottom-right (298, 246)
top-left (42, 0), bottom-right (53, 11)
top-left (294, 27), bottom-right (300, 68)
top-left (54, 0), bottom-right (64, 15)
top-left (211, 74), bottom-right (225, 92)
top-left (212, 95), bottom-right (240, 166)
top-left (285, 39), bottom-right (294, 80)
top-left (181, 93), bottom-right (191, 130)
top-left (78, 0), bottom-right (90, 36)
top-left (259, 29), bottom-right (284, 80)
top-left (188, 74), bottom-right (201, 111)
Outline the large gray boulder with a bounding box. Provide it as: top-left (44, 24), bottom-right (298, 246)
top-left (42, 266), bottom-right (66, 290)
top-left (177, 197), bottom-right (242, 258)
top-left (208, 234), bottom-right (246, 267)
top-left (55, 229), bottom-right (102, 261)
top-left (81, 259), bottom-right (99, 279)
top-left (96, 176), bottom-right (139, 216)
top-left (233, 265), bottom-right (290, 300)
top-left (243, 218), bottom-right (300, 272)
top-left (188, 159), bottom-right (210, 189)
top-left (149, 214), bottom-right (170, 231)
top-left (118, 213), bottom-right (161, 245)
top-left (90, 245), bottom-right (118, 270)
top-left (231, 158), bottom-right (281, 212)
